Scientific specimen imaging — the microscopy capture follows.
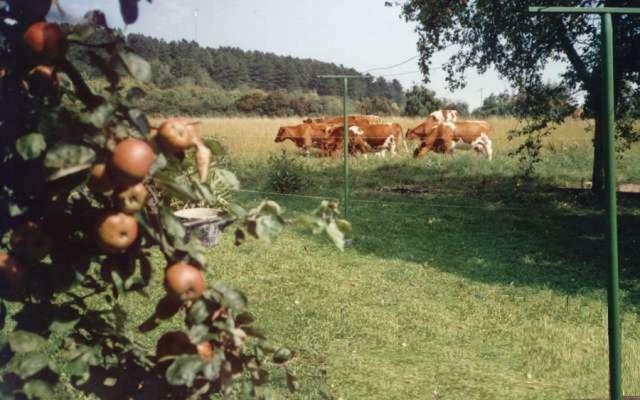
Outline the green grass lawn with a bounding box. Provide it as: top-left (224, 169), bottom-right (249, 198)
top-left (205, 137), bottom-right (640, 399)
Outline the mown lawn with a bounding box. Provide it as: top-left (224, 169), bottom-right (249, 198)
top-left (206, 187), bottom-right (640, 399)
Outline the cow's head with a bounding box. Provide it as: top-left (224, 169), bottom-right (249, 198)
top-left (405, 127), bottom-right (419, 141)
top-left (348, 125), bottom-right (364, 136)
top-left (275, 127), bottom-right (290, 143)
top-left (406, 117), bottom-right (439, 141)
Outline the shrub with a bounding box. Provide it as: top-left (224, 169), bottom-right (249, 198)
top-left (268, 151), bottom-right (309, 193)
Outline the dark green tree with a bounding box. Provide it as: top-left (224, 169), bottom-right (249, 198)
top-left (403, 85), bottom-right (443, 116)
top-left (473, 92), bottom-right (515, 117)
top-left (359, 96), bottom-right (399, 116)
top-left (393, 0), bottom-right (640, 190)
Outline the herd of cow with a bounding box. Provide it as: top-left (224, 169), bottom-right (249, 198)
top-left (274, 110), bottom-right (494, 160)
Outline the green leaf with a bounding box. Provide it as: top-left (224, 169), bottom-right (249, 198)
top-left (335, 219), bottom-right (352, 237)
top-left (10, 352), bottom-right (49, 378)
top-left (49, 307), bottom-right (80, 334)
top-left (193, 181), bottom-right (214, 204)
top-left (213, 282), bottom-right (247, 312)
top-left (84, 102), bottom-right (115, 128)
top-left (161, 206), bottom-right (186, 245)
top-left (124, 274), bottom-right (144, 291)
top-left (9, 331), bottom-right (47, 353)
top-left (243, 326), bottom-right (266, 340)
top-left (255, 214), bottom-right (284, 242)
top-left (296, 214), bottom-right (326, 235)
top-left (128, 109), bottom-right (150, 135)
top-left (165, 355), bottom-right (203, 387)
top-left (187, 300), bottom-right (209, 325)
top-left (261, 200), bottom-right (282, 216)
top-left (149, 152), bottom-right (167, 176)
top-left (202, 138), bottom-right (226, 156)
top-left (154, 174), bottom-right (198, 203)
top-left (215, 169), bottom-right (240, 190)
top-left (325, 221), bottom-right (345, 251)
top-left (44, 144), bottom-right (96, 170)
top-left (174, 238), bottom-right (207, 267)
top-left (235, 311), bottom-right (255, 327)
top-left (23, 379), bottom-right (55, 400)
top-left (273, 347), bottom-right (294, 364)
top-left (49, 318), bottom-right (79, 334)
top-left (46, 163), bottom-right (92, 182)
top-left (189, 325), bottom-right (209, 344)
top-left (111, 269), bottom-right (124, 297)
top-left (63, 345), bottom-right (101, 382)
top-left (15, 133), bottom-right (46, 160)
top-left (119, 50), bottom-right (152, 82)
top-left (66, 24), bottom-right (97, 41)
top-left (227, 203), bottom-right (247, 219)
top-left (202, 353), bottom-right (222, 380)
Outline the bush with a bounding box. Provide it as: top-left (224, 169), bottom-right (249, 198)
top-left (268, 151), bottom-right (309, 193)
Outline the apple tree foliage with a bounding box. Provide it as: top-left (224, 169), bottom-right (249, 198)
top-left (0, 1), bottom-right (350, 398)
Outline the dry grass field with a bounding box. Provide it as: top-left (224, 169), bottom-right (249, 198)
top-left (195, 116), bottom-right (593, 157)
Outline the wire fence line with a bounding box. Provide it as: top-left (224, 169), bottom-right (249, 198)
top-left (233, 188), bottom-right (531, 212)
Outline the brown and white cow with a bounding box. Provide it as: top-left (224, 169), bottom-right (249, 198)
top-left (325, 123), bottom-right (402, 157)
top-left (411, 120), bottom-right (493, 160)
top-left (405, 109), bottom-right (458, 141)
top-left (274, 123), bottom-right (335, 155)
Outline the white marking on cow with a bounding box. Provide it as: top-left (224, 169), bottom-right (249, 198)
top-left (468, 133), bottom-right (492, 160)
top-left (429, 110), bottom-right (445, 122)
top-left (442, 121), bottom-right (455, 130)
top-left (443, 110), bottom-right (457, 122)
top-left (349, 126), bottom-right (364, 135)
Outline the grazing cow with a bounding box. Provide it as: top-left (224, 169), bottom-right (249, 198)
top-left (412, 120), bottom-right (493, 160)
top-left (325, 123), bottom-right (402, 157)
top-left (405, 109), bottom-right (459, 142)
top-left (274, 123), bottom-right (335, 155)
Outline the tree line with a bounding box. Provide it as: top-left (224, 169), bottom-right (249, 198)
top-left (70, 30), bottom-right (577, 119)
top-left (69, 33), bottom-right (405, 103)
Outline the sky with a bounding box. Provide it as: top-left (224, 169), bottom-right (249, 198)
top-left (54, 0), bottom-right (568, 110)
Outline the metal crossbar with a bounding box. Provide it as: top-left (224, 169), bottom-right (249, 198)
top-left (529, 6), bottom-right (640, 14)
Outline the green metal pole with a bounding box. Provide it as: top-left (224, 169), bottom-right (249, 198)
top-left (342, 77), bottom-right (349, 218)
top-left (602, 12), bottom-right (622, 400)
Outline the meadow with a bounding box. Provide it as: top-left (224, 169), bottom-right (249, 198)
top-left (181, 116), bottom-right (640, 399)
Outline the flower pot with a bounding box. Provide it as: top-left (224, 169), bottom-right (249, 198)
top-left (174, 208), bottom-right (225, 247)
